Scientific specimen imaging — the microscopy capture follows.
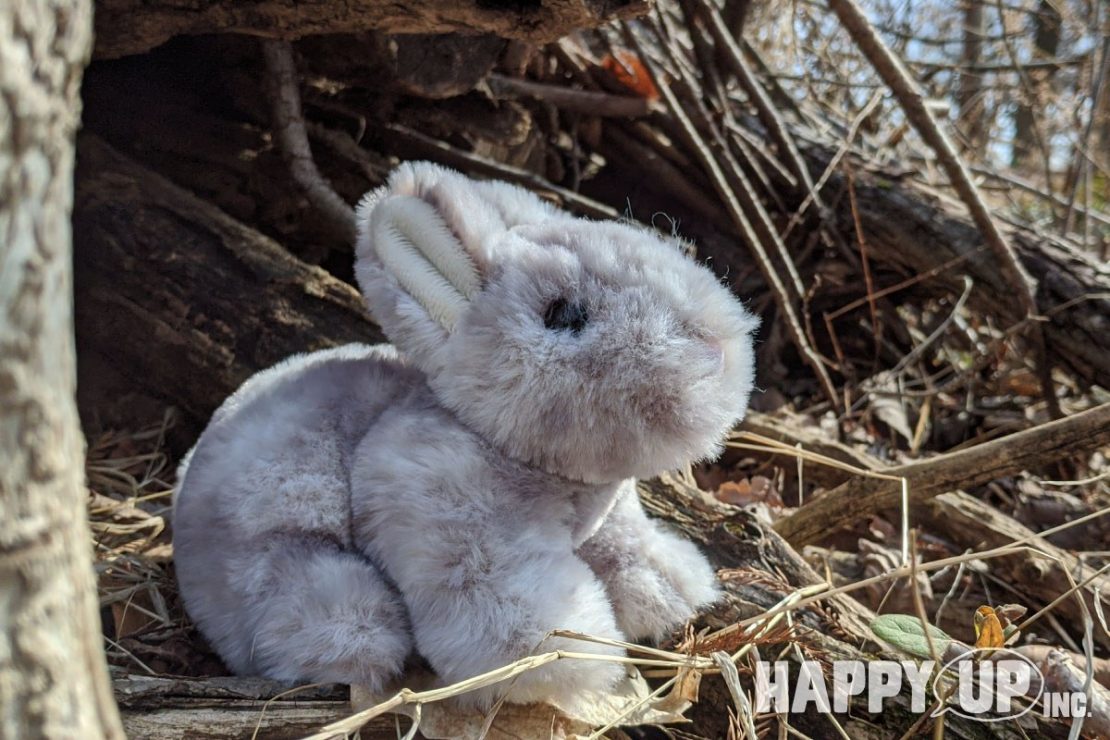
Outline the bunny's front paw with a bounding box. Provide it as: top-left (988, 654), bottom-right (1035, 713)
top-left (581, 526), bottom-right (721, 642)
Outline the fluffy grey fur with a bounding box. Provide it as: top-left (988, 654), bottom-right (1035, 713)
top-left (173, 162), bottom-right (759, 707)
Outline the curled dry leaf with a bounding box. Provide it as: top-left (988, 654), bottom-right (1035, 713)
top-left (973, 606), bottom-right (1006, 649)
top-left (600, 51), bottom-right (660, 101)
top-left (715, 475), bottom-right (781, 508)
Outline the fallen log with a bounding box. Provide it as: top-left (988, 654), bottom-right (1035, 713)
top-left (113, 675), bottom-right (397, 740)
top-left (73, 135), bottom-right (384, 437)
top-left (833, 162), bottom-right (1110, 391)
top-left (92, 0), bottom-right (647, 59)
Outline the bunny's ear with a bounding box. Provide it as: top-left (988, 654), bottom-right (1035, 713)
top-left (369, 195), bottom-right (481, 332)
top-left (356, 162), bottom-right (556, 368)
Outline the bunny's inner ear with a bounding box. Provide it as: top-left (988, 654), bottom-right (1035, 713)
top-left (371, 195), bottom-right (482, 332)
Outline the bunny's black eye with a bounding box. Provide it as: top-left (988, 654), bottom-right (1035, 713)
top-left (543, 298), bottom-right (589, 334)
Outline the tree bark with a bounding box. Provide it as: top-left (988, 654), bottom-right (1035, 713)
top-left (0, 2), bottom-right (124, 737)
top-left (73, 135), bottom-right (385, 434)
top-left (774, 402), bottom-right (1110, 548)
top-left (1010, 0), bottom-right (1060, 173)
top-left (91, 0), bottom-right (648, 59)
top-left (956, 0), bottom-right (987, 153)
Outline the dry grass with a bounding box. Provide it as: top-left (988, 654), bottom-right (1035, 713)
top-left (86, 403), bottom-right (1108, 738)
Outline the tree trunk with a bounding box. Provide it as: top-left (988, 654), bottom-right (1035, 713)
top-left (1091, 23), bottom-right (1110, 178)
top-left (0, 1), bottom-right (124, 737)
top-left (1010, 0), bottom-right (1060, 174)
top-left (956, 0), bottom-right (987, 153)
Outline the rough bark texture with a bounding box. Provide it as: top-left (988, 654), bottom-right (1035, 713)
top-left (91, 0), bottom-right (648, 59)
top-left (113, 677), bottom-right (396, 739)
top-left (956, 0), bottom-right (986, 152)
top-left (0, 2), bottom-right (124, 737)
top-left (73, 135), bottom-right (385, 436)
top-left (1010, 0), bottom-right (1059, 171)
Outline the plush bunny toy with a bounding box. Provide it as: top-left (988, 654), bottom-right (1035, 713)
top-left (173, 162), bottom-right (759, 708)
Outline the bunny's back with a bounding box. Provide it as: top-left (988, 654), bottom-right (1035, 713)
top-left (172, 343), bottom-right (422, 673)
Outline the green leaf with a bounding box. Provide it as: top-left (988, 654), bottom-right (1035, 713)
top-left (871, 614), bottom-right (953, 658)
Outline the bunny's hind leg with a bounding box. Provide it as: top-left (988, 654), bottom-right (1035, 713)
top-left (238, 537), bottom-right (413, 690)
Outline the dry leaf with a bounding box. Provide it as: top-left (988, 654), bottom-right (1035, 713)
top-left (870, 394), bottom-right (914, 443)
top-left (973, 605), bottom-right (1005, 649)
top-left (670, 666), bottom-right (702, 704)
top-left (715, 476), bottom-right (782, 508)
top-left (992, 603), bottom-right (1027, 627)
top-left (715, 479), bottom-right (752, 505)
top-left (600, 52), bottom-right (660, 101)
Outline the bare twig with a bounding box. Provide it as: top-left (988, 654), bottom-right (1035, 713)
top-left (781, 91), bottom-right (883, 241)
top-left (261, 40), bottom-right (357, 248)
top-left (486, 74), bottom-right (652, 117)
top-left (381, 124), bottom-right (619, 220)
top-left (1063, 34), bottom-right (1110, 238)
top-left (694, 0), bottom-right (820, 203)
top-left (305, 123), bottom-right (391, 184)
top-left (774, 402), bottom-right (1110, 546)
top-left (846, 168), bottom-right (881, 364)
top-left (968, 165), bottom-right (1110, 230)
top-left (622, 22), bottom-right (840, 407)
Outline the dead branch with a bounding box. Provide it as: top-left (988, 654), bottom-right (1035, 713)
top-left (381, 123), bottom-right (620, 220)
top-left (773, 402), bottom-right (1110, 546)
top-left (262, 39), bottom-right (356, 252)
top-left (624, 23), bottom-right (840, 407)
top-left (486, 74), bottom-right (651, 117)
top-left (693, 0), bottom-right (820, 205)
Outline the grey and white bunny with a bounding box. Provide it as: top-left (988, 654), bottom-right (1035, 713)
top-left (173, 162), bottom-right (759, 708)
